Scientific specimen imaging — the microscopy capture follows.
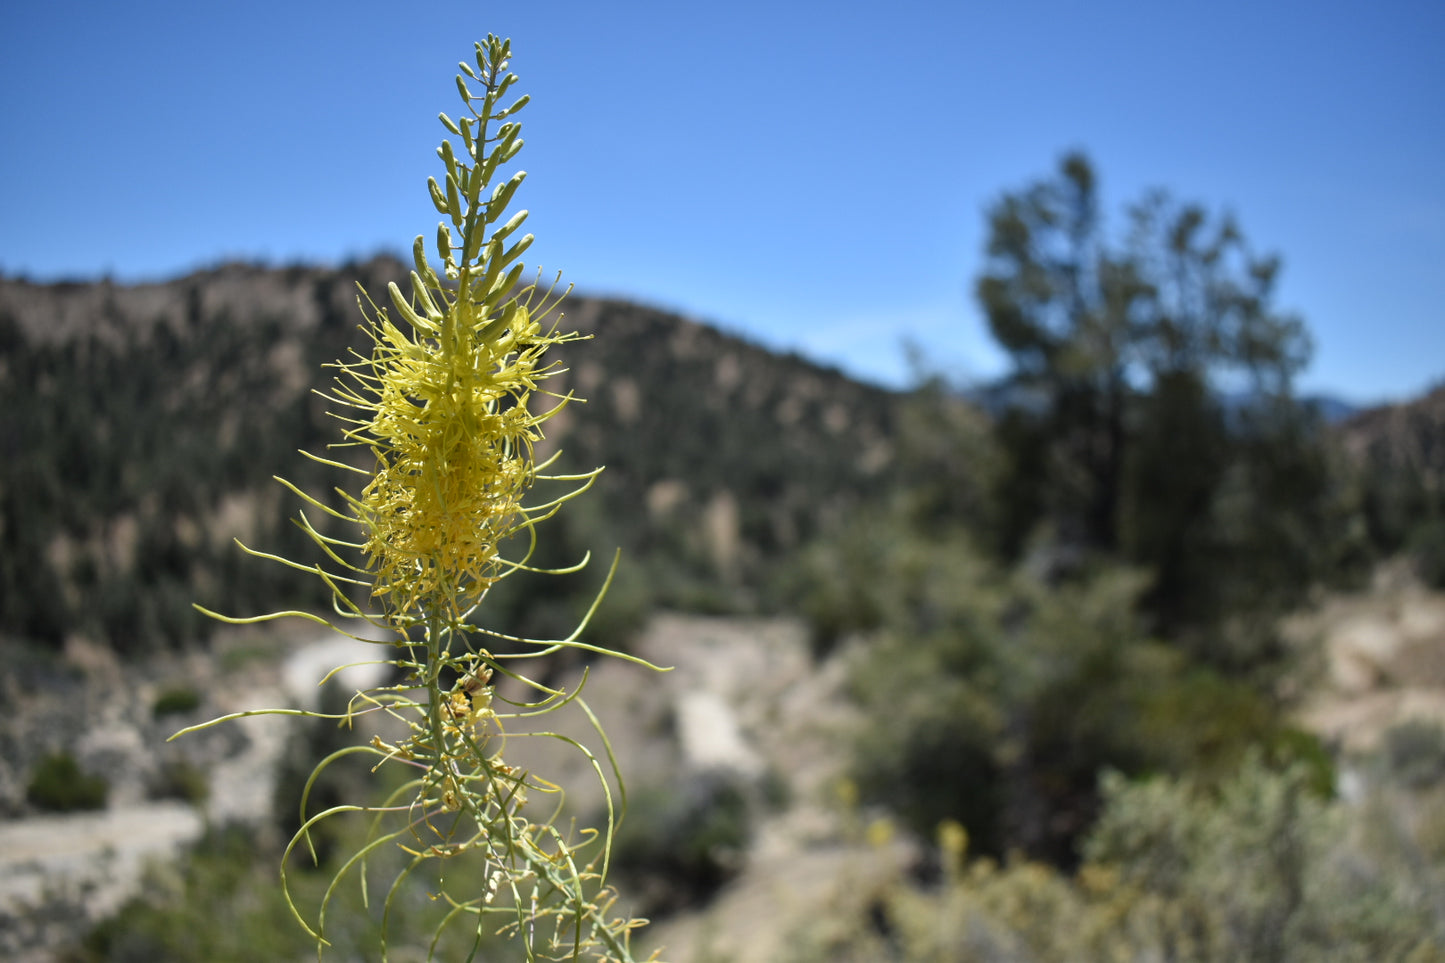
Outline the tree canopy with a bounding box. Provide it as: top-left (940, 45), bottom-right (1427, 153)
top-left (975, 152), bottom-right (1344, 668)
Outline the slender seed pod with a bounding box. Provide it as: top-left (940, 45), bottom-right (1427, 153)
top-left (427, 176), bottom-right (448, 215)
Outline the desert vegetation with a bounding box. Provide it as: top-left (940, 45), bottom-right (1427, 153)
top-left (3, 46), bottom-right (1445, 963)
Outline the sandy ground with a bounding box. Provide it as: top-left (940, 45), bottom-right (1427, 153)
top-left (1289, 562), bottom-right (1445, 752)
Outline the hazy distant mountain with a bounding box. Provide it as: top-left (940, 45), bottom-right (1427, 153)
top-left (1304, 394), bottom-right (1364, 425)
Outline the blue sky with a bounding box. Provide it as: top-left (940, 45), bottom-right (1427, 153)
top-left (2, 1), bottom-right (1441, 405)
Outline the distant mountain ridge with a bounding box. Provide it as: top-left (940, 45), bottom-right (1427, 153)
top-left (0, 258), bottom-right (902, 652)
top-left (1338, 383), bottom-right (1445, 485)
top-left (1, 258), bottom-right (1439, 654)
top-left (963, 379), bottom-right (1363, 426)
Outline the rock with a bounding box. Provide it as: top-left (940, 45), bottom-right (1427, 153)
top-left (674, 689), bottom-right (765, 780)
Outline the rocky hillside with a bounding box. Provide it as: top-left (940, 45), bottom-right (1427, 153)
top-left (1334, 383), bottom-right (1445, 581)
top-left (5, 263), bottom-right (1445, 960)
top-left (0, 259), bottom-right (901, 655)
top-left (1339, 383), bottom-right (1445, 493)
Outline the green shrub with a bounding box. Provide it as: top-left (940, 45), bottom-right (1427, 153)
top-left (71, 826), bottom-right (325, 963)
top-left (1382, 718), bottom-right (1445, 788)
top-left (1084, 753), bottom-right (1442, 962)
top-left (1409, 517), bottom-right (1445, 590)
top-left (151, 686), bottom-right (201, 718)
top-left (27, 752), bottom-right (108, 812)
top-left (610, 775), bottom-right (753, 914)
top-left (785, 752), bottom-right (1445, 963)
top-left (150, 761), bottom-right (209, 805)
top-left (845, 541), bottom-right (1310, 865)
top-left (71, 816), bottom-right (518, 962)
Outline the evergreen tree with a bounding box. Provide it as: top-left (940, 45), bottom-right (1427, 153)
top-left (975, 152), bottom-right (1334, 664)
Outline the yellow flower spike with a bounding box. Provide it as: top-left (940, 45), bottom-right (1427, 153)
top-left (340, 291), bottom-right (574, 615)
top-left (178, 32), bottom-right (662, 963)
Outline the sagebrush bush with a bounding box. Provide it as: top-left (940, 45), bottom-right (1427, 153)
top-left (1084, 753), bottom-right (1443, 962)
top-left (781, 751), bottom-right (1445, 963)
